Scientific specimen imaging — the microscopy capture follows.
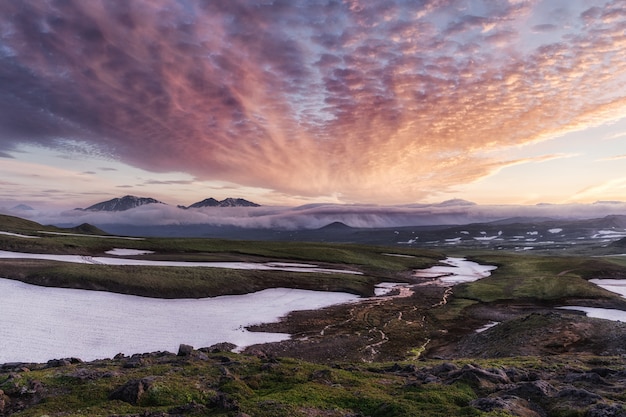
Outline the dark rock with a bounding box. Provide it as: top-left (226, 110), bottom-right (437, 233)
top-left (108, 377), bottom-right (155, 405)
top-left (68, 368), bottom-right (118, 381)
top-left (504, 380), bottom-right (557, 403)
top-left (565, 372), bottom-right (611, 385)
top-left (1, 363), bottom-right (26, 371)
top-left (431, 362), bottom-right (459, 375)
top-left (203, 342), bottom-right (237, 353)
top-left (450, 364), bottom-right (510, 391)
top-left (387, 363), bottom-right (403, 372)
top-left (177, 344), bottom-right (194, 356)
top-left (470, 396), bottom-right (543, 417)
top-left (123, 356), bottom-right (145, 368)
top-left (209, 392), bottom-right (239, 411)
top-left (590, 368), bottom-right (617, 378)
top-left (260, 362), bottom-right (279, 371)
top-left (557, 388), bottom-right (602, 405)
top-left (46, 359), bottom-right (71, 368)
top-left (585, 403), bottom-right (626, 417)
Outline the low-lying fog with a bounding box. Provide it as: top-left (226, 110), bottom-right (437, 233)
top-left (3, 200), bottom-right (626, 230)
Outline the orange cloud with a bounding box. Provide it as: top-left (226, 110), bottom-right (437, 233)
top-left (0, 0), bottom-right (625, 203)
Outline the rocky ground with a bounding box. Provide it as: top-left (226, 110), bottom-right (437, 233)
top-left (2, 342), bottom-right (626, 416)
top-left (4, 274), bottom-right (626, 416)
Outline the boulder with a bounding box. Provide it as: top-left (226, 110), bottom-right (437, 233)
top-left (177, 344), bottom-right (194, 356)
top-left (109, 377), bottom-right (155, 405)
top-left (503, 380), bottom-right (557, 404)
top-left (470, 395), bottom-right (543, 417)
top-left (204, 342), bottom-right (237, 353)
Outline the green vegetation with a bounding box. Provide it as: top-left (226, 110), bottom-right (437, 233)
top-left (0, 353), bottom-right (483, 417)
top-left (0, 259), bottom-right (379, 298)
top-left (0, 214), bottom-right (445, 297)
top-left (4, 214), bottom-right (626, 415)
top-left (4, 352), bottom-right (626, 417)
top-left (435, 253), bottom-right (626, 321)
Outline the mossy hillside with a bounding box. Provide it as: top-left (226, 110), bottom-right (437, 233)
top-left (451, 253), bottom-right (626, 304)
top-left (428, 253), bottom-right (626, 337)
top-left (5, 352), bottom-right (626, 417)
top-left (0, 214), bottom-right (446, 298)
top-left (0, 259), bottom-right (379, 298)
top-left (0, 353), bottom-right (483, 417)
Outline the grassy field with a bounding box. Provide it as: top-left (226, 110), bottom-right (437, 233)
top-left (432, 252), bottom-right (626, 325)
top-left (4, 216), bottom-right (626, 415)
top-left (0, 214), bottom-right (445, 298)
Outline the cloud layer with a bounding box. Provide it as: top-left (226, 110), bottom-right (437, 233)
top-left (11, 200), bottom-right (626, 231)
top-left (1, 0), bottom-right (626, 203)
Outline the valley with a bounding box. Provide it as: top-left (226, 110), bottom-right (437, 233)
top-left (2, 213), bottom-right (626, 416)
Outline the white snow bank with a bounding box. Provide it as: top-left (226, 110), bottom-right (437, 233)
top-left (558, 306), bottom-right (626, 322)
top-left (0, 278), bottom-right (359, 363)
top-left (0, 250), bottom-right (362, 275)
top-left (105, 248), bottom-right (155, 256)
top-left (0, 231), bottom-right (39, 239)
top-left (413, 257), bottom-right (496, 284)
top-left (590, 279), bottom-right (626, 298)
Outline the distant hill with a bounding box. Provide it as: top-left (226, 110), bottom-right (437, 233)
top-left (66, 223), bottom-right (109, 235)
top-left (0, 214), bottom-right (48, 232)
top-left (0, 214), bottom-right (106, 235)
top-left (318, 221), bottom-right (353, 231)
top-left (182, 197), bottom-right (260, 209)
top-left (435, 199), bottom-right (477, 207)
top-left (11, 204), bottom-right (34, 211)
top-left (80, 195), bottom-right (165, 212)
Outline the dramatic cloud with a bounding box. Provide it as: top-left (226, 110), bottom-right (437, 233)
top-left (1, 0), bottom-right (626, 203)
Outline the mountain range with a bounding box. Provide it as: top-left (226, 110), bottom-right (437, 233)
top-left (78, 195), bottom-right (260, 212)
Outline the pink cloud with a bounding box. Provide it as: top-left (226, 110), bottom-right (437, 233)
top-left (0, 0), bottom-right (625, 203)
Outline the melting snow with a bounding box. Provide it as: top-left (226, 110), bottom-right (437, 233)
top-left (413, 257), bottom-right (496, 284)
top-left (548, 228), bottom-right (563, 234)
top-left (0, 278), bottom-right (358, 363)
top-left (558, 306), bottom-right (626, 322)
top-left (475, 321), bottom-right (500, 333)
top-left (473, 236), bottom-right (498, 241)
top-left (589, 279), bottom-right (626, 298)
top-left (105, 248), bottom-right (155, 256)
top-left (0, 250), bottom-right (362, 275)
top-left (0, 231), bottom-right (39, 239)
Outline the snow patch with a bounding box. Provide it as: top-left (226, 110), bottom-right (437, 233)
top-left (0, 250), bottom-right (362, 275)
top-left (105, 248), bottom-right (155, 256)
top-left (0, 231), bottom-right (39, 239)
top-left (0, 278), bottom-right (358, 363)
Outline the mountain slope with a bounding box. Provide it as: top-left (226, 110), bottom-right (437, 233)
top-left (81, 195), bottom-right (165, 212)
top-left (183, 197), bottom-right (260, 208)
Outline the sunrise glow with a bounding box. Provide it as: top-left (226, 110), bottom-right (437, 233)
top-left (1, 0), bottom-right (625, 208)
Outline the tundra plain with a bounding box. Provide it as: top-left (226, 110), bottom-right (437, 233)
top-left (2, 213), bottom-right (626, 416)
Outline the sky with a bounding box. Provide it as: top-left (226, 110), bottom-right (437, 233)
top-left (1, 0), bottom-right (626, 209)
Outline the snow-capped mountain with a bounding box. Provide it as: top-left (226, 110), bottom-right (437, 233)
top-left (78, 195), bottom-right (261, 212)
top-left (183, 197), bottom-right (260, 209)
top-left (80, 195), bottom-right (165, 212)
